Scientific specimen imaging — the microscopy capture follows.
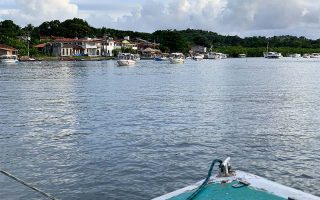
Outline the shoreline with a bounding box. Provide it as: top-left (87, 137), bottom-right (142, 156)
top-left (19, 56), bottom-right (115, 62)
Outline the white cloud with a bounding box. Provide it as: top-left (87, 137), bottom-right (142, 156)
top-left (1, 0), bottom-right (320, 38)
top-left (0, 0), bottom-right (78, 25)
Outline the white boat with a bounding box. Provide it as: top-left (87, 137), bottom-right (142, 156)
top-left (192, 53), bottom-right (204, 61)
top-left (264, 51), bottom-right (282, 59)
top-left (207, 52), bottom-right (227, 59)
top-left (169, 53), bottom-right (185, 64)
top-left (310, 53), bottom-right (320, 58)
top-left (303, 54), bottom-right (310, 58)
top-left (0, 55), bottom-right (18, 64)
top-left (154, 54), bottom-right (169, 61)
top-left (288, 53), bottom-right (301, 58)
top-left (153, 157), bottom-right (320, 200)
top-left (133, 54), bottom-right (140, 61)
top-left (117, 53), bottom-right (136, 66)
top-left (239, 53), bottom-right (246, 58)
top-left (264, 42), bottom-right (282, 59)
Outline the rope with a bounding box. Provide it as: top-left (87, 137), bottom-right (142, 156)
top-left (0, 169), bottom-right (59, 200)
top-left (186, 159), bottom-right (222, 200)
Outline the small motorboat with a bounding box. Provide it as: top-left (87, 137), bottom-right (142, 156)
top-left (310, 53), bottom-right (320, 58)
top-left (153, 157), bottom-right (320, 200)
top-left (169, 53), bottom-right (185, 64)
top-left (155, 54), bottom-right (169, 61)
top-left (0, 55), bottom-right (18, 64)
top-left (192, 53), bottom-right (204, 61)
top-left (207, 52), bottom-right (227, 59)
top-left (303, 54), bottom-right (310, 58)
top-left (117, 53), bottom-right (136, 66)
top-left (239, 53), bottom-right (246, 58)
top-left (288, 53), bottom-right (301, 58)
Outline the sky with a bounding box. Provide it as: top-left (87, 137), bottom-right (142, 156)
top-left (1, 0), bottom-right (320, 39)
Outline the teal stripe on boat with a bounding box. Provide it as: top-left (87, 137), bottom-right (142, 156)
top-left (169, 181), bottom-right (286, 200)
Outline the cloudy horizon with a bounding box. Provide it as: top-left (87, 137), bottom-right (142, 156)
top-left (1, 0), bottom-right (320, 39)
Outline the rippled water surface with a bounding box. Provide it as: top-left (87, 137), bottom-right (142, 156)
top-left (1, 58), bottom-right (320, 199)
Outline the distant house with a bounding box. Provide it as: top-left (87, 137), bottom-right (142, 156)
top-left (121, 40), bottom-right (137, 50)
top-left (0, 44), bottom-right (18, 56)
top-left (34, 43), bottom-right (46, 51)
top-left (135, 38), bottom-right (160, 50)
top-left (35, 36), bottom-right (160, 57)
top-left (102, 37), bottom-right (115, 56)
top-left (34, 43), bottom-right (47, 53)
top-left (124, 36), bottom-right (130, 41)
top-left (61, 44), bottom-right (84, 56)
top-left (113, 36), bottom-right (138, 51)
top-left (141, 48), bottom-right (161, 59)
top-left (51, 37), bottom-right (102, 57)
top-left (191, 45), bottom-right (207, 54)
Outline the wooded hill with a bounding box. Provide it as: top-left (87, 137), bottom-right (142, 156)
top-left (1, 18), bottom-right (320, 57)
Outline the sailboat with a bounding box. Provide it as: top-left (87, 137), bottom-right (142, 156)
top-left (264, 42), bottom-right (282, 59)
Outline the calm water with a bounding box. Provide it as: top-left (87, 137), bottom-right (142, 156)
top-left (0, 58), bottom-right (320, 200)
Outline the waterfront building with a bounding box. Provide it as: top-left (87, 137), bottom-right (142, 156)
top-left (50, 37), bottom-right (102, 57)
top-left (140, 48), bottom-right (161, 59)
top-left (135, 38), bottom-right (160, 50)
top-left (33, 36), bottom-right (160, 57)
top-left (0, 44), bottom-right (18, 56)
top-left (102, 37), bottom-right (115, 57)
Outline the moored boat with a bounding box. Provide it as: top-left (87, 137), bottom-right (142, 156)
top-left (239, 53), bottom-right (246, 58)
top-left (0, 55), bottom-right (18, 64)
top-left (133, 54), bottom-right (140, 61)
top-left (169, 53), bottom-right (185, 64)
top-left (117, 53), bottom-right (136, 66)
top-left (192, 53), bottom-right (204, 61)
top-left (153, 157), bottom-right (320, 200)
top-left (310, 53), bottom-right (320, 58)
top-left (207, 52), bottom-right (227, 59)
top-left (264, 42), bottom-right (282, 59)
top-left (288, 53), bottom-right (301, 58)
top-left (155, 54), bottom-right (169, 61)
top-left (264, 51), bottom-right (282, 59)
top-left (303, 53), bottom-right (310, 58)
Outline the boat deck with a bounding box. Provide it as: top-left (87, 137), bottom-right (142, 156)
top-left (168, 181), bottom-right (285, 200)
top-left (153, 171), bottom-right (320, 200)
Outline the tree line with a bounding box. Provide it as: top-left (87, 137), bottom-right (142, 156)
top-left (1, 18), bottom-right (320, 57)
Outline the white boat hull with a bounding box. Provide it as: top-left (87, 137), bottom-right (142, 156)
top-left (169, 58), bottom-right (184, 64)
top-left (153, 170), bottom-right (320, 200)
top-left (0, 59), bottom-right (18, 64)
top-left (207, 55), bottom-right (221, 59)
top-left (193, 56), bottom-right (204, 61)
top-left (117, 60), bottom-right (136, 66)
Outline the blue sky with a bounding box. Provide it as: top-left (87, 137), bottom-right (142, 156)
top-left (1, 0), bottom-right (320, 39)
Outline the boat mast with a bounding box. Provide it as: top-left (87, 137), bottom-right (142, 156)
top-left (27, 32), bottom-right (30, 57)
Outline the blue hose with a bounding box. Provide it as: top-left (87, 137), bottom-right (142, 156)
top-left (186, 159), bottom-right (222, 200)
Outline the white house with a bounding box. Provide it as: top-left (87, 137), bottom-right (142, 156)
top-left (102, 37), bottom-right (115, 56)
top-left (52, 37), bottom-right (103, 57)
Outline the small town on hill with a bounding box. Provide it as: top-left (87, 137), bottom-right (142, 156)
top-left (1, 18), bottom-right (320, 60)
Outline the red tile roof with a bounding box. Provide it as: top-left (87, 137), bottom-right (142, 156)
top-left (0, 44), bottom-right (17, 51)
top-left (54, 37), bottom-right (103, 43)
top-left (34, 43), bottom-right (47, 48)
top-left (62, 44), bottom-right (84, 49)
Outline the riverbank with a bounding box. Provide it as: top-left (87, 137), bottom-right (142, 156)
top-left (19, 56), bottom-right (115, 62)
